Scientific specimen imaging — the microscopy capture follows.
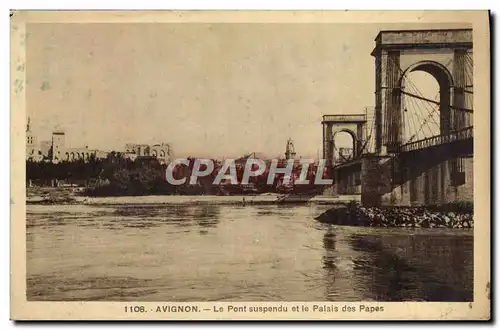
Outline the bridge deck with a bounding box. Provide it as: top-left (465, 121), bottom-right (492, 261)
top-left (397, 126), bottom-right (473, 153)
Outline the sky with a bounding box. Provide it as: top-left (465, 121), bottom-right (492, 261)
top-left (26, 22), bottom-right (468, 158)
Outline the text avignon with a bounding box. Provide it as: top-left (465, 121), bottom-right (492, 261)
top-left (156, 305), bottom-right (199, 313)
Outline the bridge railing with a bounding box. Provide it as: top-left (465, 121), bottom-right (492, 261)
top-left (398, 126), bottom-right (473, 153)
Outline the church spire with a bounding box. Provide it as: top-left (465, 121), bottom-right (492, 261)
top-left (285, 137), bottom-right (296, 160)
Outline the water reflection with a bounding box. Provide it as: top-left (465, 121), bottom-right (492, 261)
top-left (349, 234), bottom-right (420, 301)
top-left (347, 232), bottom-right (473, 301)
top-left (322, 228), bottom-right (338, 300)
top-left (320, 227), bottom-right (473, 302)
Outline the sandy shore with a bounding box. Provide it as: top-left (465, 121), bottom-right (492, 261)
top-left (74, 194), bottom-right (361, 205)
top-left (26, 193), bottom-right (360, 205)
top-left (25, 186), bottom-right (361, 205)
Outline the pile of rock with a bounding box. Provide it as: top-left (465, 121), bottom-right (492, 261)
top-left (316, 204), bottom-right (473, 229)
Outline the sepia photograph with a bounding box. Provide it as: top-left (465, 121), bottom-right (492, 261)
top-left (10, 10), bottom-right (490, 320)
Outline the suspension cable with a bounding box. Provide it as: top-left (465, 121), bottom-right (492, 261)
top-left (406, 94), bottom-right (441, 143)
top-left (401, 90), bottom-right (473, 113)
top-left (404, 98), bottom-right (425, 142)
top-left (405, 94), bottom-right (439, 142)
top-left (402, 72), bottom-right (443, 126)
top-left (403, 80), bottom-right (441, 127)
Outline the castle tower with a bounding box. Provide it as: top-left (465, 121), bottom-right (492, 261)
top-left (26, 117), bottom-right (36, 147)
top-left (51, 130), bottom-right (66, 163)
top-left (26, 117), bottom-right (37, 160)
top-left (285, 137), bottom-right (297, 160)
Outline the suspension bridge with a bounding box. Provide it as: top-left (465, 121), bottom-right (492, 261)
top-left (322, 29), bottom-right (474, 206)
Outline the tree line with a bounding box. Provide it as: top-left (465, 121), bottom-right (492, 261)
top-left (26, 152), bottom-right (326, 196)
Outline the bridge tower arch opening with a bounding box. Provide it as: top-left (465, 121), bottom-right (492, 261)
top-left (322, 114), bottom-right (366, 167)
top-left (400, 61), bottom-right (451, 141)
top-left (332, 129), bottom-right (357, 163)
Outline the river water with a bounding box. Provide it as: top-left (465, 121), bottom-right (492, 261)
top-left (26, 203), bottom-right (473, 302)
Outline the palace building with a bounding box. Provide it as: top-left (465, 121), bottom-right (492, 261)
top-left (123, 143), bottom-right (172, 165)
top-left (26, 117), bottom-right (172, 164)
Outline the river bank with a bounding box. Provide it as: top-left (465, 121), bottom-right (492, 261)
top-left (26, 187), bottom-right (360, 205)
top-left (316, 203), bottom-right (474, 229)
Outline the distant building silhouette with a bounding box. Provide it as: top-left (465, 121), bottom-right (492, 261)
top-left (285, 137), bottom-right (297, 160)
top-left (25, 117), bottom-right (172, 164)
top-left (123, 143), bottom-right (172, 165)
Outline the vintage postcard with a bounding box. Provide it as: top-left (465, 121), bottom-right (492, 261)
top-left (11, 10), bottom-right (490, 320)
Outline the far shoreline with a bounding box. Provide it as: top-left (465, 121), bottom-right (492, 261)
top-left (26, 193), bottom-right (361, 206)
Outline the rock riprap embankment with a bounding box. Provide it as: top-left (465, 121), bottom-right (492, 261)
top-left (316, 204), bottom-right (473, 229)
